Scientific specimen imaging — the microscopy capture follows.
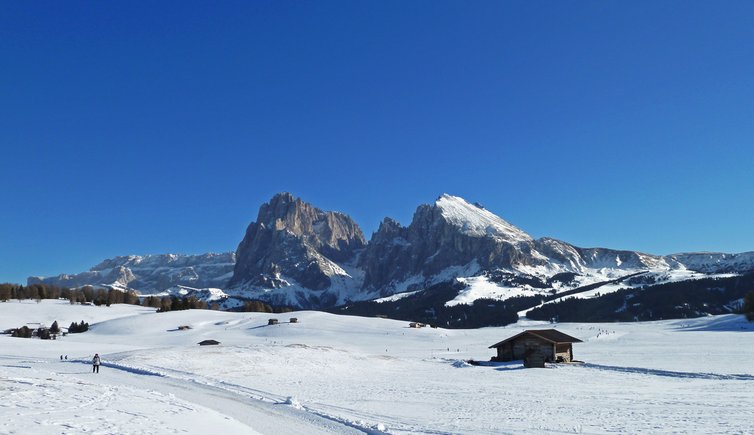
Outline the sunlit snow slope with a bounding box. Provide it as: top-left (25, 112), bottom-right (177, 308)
top-left (2, 300), bottom-right (753, 434)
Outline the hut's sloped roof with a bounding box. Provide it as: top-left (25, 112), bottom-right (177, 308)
top-left (489, 329), bottom-right (582, 348)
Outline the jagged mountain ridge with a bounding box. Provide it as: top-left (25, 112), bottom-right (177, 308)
top-left (358, 194), bottom-right (675, 294)
top-left (28, 193), bottom-right (754, 311)
top-left (226, 192), bottom-right (366, 307)
top-left (28, 253), bottom-right (236, 293)
top-left (226, 193), bottom-right (754, 308)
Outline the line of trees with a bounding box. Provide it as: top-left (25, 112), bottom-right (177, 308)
top-left (241, 299), bottom-right (292, 313)
top-left (0, 283), bottom-right (140, 306)
top-left (1, 283), bottom-right (297, 315)
top-left (68, 320), bottom-right (89, 333)
top-left (149, 296), bottom-right (209, 312)
top-left (527, 273), bottom-right (754, 323)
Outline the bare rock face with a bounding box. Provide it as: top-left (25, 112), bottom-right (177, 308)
top-left (359, 195), bottom-right (545, 292)
top-left (358, 194), bottom-right (673, 293)
top-left (228, 193), bottom-right (366, 291)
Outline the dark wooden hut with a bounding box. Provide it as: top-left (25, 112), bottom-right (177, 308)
top-left (198, 339), bottom-right (220, 346)
top-left (489, 329), bottom-right (582, 365)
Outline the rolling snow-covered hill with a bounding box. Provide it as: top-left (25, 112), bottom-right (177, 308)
top-left (1, 300), bottom-right (753, 434)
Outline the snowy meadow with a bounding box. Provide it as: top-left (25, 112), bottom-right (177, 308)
top-left (1, 300), bottom-right (753, 434)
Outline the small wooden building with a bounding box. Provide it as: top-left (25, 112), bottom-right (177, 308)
top-left (289, 318), bottom-right (298, 324)
top-left (198, 339), bottom-right (220, 346)
top-left (268, 318), bottom-right (279, 325)
top-left (489, 329), bottom-right (582, 365)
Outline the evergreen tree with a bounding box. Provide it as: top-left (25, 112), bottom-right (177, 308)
top-left (159, 297), bottom-right (173, 312)
top-left (15, 325), bottom-right (32, 338)
top-left (94, 288), bottom-right (107, 306)
top-left (744, 291), bottom-right (754, 321)
top-left (0, 284), bottom-right (13, 301)
top-left (126, 291), bottom-right (140, 305)
top-left (82, 286), bottom-right (94, 302)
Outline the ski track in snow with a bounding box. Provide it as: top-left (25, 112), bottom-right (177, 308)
top-left (101, 360), bottom-right (388, 434)
top-left (580, 363), bottom-right (754, 381)
top-left (2, 300), bottom-right (754, 434)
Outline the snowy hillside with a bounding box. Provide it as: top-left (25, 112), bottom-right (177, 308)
top-left (2, 300), bottom-right (753, 434)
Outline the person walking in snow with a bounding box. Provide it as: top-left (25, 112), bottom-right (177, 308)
top-left (92, 353), bottom-right (101, 373)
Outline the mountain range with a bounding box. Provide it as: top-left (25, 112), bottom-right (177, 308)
top-left (29, 193), bottom-right (754, 318)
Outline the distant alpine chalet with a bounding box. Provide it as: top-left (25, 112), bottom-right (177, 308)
top-left (29, 192), bottom-right (754, 310)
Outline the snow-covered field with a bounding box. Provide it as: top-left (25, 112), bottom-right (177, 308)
top-left (1, 300), bottom-right (753, 434)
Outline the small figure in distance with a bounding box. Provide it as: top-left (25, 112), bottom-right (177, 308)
top-left (65, 355), bottom-right (68, 360)
top-left (60, 355), bottom-right (63, 361)
top-left (92, 353), bottom-right (101, 373)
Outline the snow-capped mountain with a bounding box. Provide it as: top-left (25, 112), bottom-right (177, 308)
top-left (360, 194), bottom-right (676, 295)
top-left (27, 193), bottom-right (754, 314)
top-left (28, 253), bottom-right (235, 293)
top-left (229, 193), bottom-right (754, 310)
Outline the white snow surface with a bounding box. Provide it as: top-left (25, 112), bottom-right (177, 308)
top-left (2, 300), bottom-right (753, 434)
top-left (436, 194), bottom-right (532, 243)
top-left (447, 276), bottom-right (541, 307)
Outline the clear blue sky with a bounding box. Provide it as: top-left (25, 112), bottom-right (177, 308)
top-left (2, 1), bottom-right (753, 284)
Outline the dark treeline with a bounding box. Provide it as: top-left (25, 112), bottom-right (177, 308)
top-left (145, 295), bottom-right (210, 312)
top-left (330, 281), bottom-right (544, 328)
top-left (1, 282), bottom-right (294, 314)
top-left (239, 299), bottom-right (294, 314)
top-left (527, 273), bottom-right (754, 322)
top-left (68, 320), bottom-right (89, 333)
top-left (0, 283), bottom-right (140, 306)
top-left (745, 291), bottom-right (754, 321)
top-left (143, 295), bottom-right (293, 313)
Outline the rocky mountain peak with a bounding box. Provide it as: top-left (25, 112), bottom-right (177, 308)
top-left (358, 194), bottom-right (539, 292)
top-left (228, 193), bottom-right (366, 299)
top-left (25, 192), bottom-right (754, 314)
top-left (371, 217), bottom-right (406, 241)
top-left (434, 194), bottom-right (532, 243)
